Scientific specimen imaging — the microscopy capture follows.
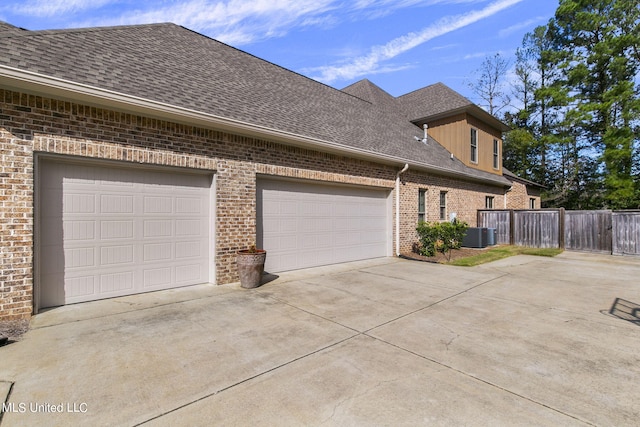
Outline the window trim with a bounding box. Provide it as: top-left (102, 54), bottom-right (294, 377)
top-left (439, 191), bottom-right (447, 221)
top-left (485, 196), bottom-right (494, 209)
top-left (418, 189), bottom-right (426, 223)
top-left (529, 198), bottom-right (536, 209)
top-left (470, 128), bottom-right (478, 164)
top-left (493, 139), bottom-right (499, 169)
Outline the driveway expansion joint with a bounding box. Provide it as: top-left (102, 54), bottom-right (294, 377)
top-left (134, 333), bottom-right (361, 426)
top-left (0, 381), bottom-right (15, 426)
top-left (365, 334), bottom-right (596, 427)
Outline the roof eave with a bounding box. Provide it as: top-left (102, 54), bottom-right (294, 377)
top-left (414, 105), bottom-right (510, 133)
top-left (0, 65), bottom-right (510, 188)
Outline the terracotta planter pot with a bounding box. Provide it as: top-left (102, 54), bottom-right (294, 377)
top-left (236, 249), bottom-right (267, 289)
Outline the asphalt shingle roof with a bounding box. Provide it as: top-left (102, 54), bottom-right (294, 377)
top-left (0, 21), bottom-right (25, 35)
top-left (397, 83), bottom-right (474, 120)
top-left (0, 22), bottom-right (510, 186)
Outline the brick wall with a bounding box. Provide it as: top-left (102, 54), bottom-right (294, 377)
top-left (0, 126), bottom-right (33, 320)
top-left (0, 89), bottom-right (508, 319)
top-left (506, 179), bottom-right (541, 209)
top-left (397, 171), bottom-right (504, 254)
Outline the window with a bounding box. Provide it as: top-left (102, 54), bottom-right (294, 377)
top-left (418, 189), bottom-right (426, 222)
top-left (493, 139), bottom-right (499, 169)
top-left (530, 198), bottom-right (536, 209)
top-left (439, 191), bottom-right (447, 220)
top-left (485, 196), bottom-right (494, 209)
top-left (470, 128), bottom-right (478, 163)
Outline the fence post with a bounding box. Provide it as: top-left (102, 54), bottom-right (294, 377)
top-left (509, 209), bottom-right (515, 246)
top-left (559, 208), bottom-right (565, 249)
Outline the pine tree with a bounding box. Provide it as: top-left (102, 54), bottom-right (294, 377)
top-left (551, 0), bottom-right (640, 209)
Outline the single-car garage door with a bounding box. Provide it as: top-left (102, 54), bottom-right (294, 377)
top-left (38, 159), bottom-right (213, 308)
top-left (257, 179), bottom-right (390, 272)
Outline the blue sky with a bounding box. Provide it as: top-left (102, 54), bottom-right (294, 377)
top-left (0, 0), bottom-right (559, 105)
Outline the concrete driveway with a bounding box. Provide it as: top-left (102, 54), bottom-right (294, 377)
top-left (1, 252), bottom-right (639, 426)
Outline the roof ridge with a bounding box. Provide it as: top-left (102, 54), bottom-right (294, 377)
top-left (0, 20), bottom-right (28, 37)
top-left (396, 82), bottom-right (443, 99)
top-left (341, 78), bottom-right (398, 107)
top-left (397, 82), bottom-right (471, 103)
top-left (0, 22), bottom-right (179, 38)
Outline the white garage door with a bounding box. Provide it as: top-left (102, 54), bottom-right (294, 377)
top-left (38, 159), bottom-right (213, 308)
top-left (257, 179), bottom-right (390, 272)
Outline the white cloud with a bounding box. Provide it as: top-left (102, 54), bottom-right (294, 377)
top-left (1, 0), bottom-right (340, 44)
top-left (498, 16), bottom-right (547, 38)
top-left (76, 0), bottom-right (335, 43)
top-left (1, 0), bottom-right (510, 48)
top-left (5, 0), bottom-right (113, 17)
top-left (307, 0), bottom-right (524, 83)
top-left (463, 51), bottom-right (490, 60)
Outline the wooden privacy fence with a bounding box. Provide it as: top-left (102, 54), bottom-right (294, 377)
top-left (478, 209), bottom-right (640, 255)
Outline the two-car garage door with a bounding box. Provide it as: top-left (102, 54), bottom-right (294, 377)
top-left (37, 163), bottom-right (389, 308)
top-left (38, 159), bottom-right (213, 308)
top-left (257, 179), bottom-right (390, 273)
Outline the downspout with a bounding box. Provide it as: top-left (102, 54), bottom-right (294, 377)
top-left (504, 185), bottom-right (512, 209)
top-left (395, 163), bottom-right (409, 256)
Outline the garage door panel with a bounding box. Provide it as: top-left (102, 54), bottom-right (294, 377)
top-left (65, 193), bottom-right (96, 214)
top-left (100, 220), bottom-right (134, 240)
top-left (361, 231), bottom-right (385, 244)
top-left (66, 276), bottom-right (96, 301)
top-left (258, 179), bottom-right (389, 273)
top-left (143, 219), bottom-right (172, 238)
top-left (99, 271), bottom-right (134, 294)
top-left (144, 268), bottom-right (172, 288)
top-left (176, 219), bottom-right (203, 236)
top-left (267, 235), bottom-right (298, 252)
top-left (333, 218), bottom-right (350, 231)
top-left (144, 196), bottom-right (173, 213)
top-left (175, 197), bottom-right (204, 214)
top-left (174, 240), bottom-right (206, 259)
top-left (301, 249), bottom-right (333, 267)
top-left (100, 245), bottom-right (134, 266)
top-left (144, 242), bottom-right (172, 262)
top-left (66, 247), bottom-right (97, 269)
top-left (100, 194), bottom-right (133, 214)
top-left (176, 264), bottom-right (203, 283)
top-left (65, 220), bottom-right (96, 241)
top-left (264, 218), bottom-right (298, 234)
top-left (39, 160), bottom-right (213, 308)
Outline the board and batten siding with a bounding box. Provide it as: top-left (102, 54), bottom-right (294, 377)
top-left (427, 113), bottom-right (502, 175)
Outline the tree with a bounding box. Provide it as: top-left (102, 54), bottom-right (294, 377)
top-left (551, 0), bottom-right (640, 209)
top-left (504, 25), bottom-right (572, 196)
top-left (468, 53), bottom-right (511, 116)
top-left (504, 27), bottom-right (552, 186)
top-left (505, 0), bottom-right (640, 209)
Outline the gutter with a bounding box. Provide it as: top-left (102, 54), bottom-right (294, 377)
top-left (395, 164), bottom-right (409, 256)
top-left (0, 65), bottom-right (510, 188)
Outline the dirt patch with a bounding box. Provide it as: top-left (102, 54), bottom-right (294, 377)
top-left (401, 247), bottom-right (492, 264)
top-left (0, 319), bottom-right (30, 345)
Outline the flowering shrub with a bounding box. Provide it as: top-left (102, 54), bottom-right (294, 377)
top-left (415, 221), bottom-right (469, 260)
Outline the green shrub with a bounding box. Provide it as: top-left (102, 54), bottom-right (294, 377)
top-left (416, 220), bottom-right (469, 260)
